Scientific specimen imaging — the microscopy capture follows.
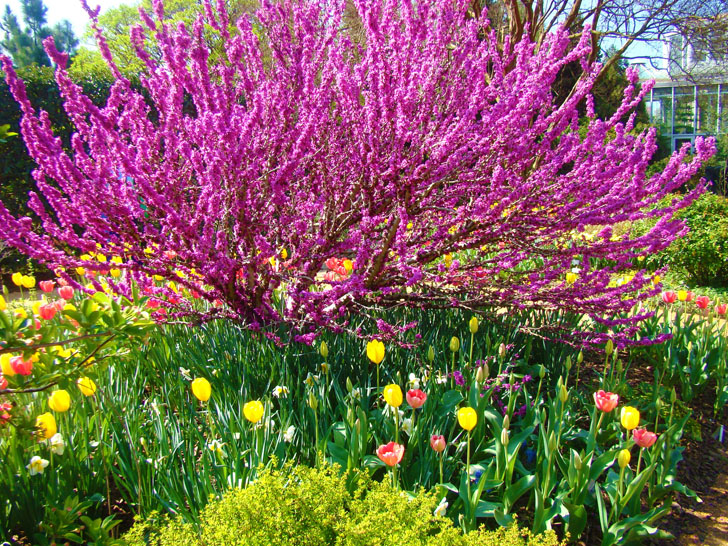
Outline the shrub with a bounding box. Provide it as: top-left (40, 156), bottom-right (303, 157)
top-left (632, 192), bottom-right (728, 286)
top-left (0, 0), bottom-right (714, 345)
top-left (122, 465), bottom-right (564, 546)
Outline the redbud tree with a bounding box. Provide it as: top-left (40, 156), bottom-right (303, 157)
top-left (0, 0), bottom-right (714, 344)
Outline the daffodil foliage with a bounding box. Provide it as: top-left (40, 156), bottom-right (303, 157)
top-left (0, 0), bottom-right (714, 344)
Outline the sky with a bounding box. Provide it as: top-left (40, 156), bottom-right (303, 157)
top-left (2, 0), bottom-right (129, 44)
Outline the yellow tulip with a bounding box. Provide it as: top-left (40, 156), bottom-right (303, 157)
top-left (110, 269), bottom-right (121, 278)
top-left (77, 376), bottom-right (97, 397)
top-left (366, 340), bottom-right (385, 364)
top-left (617, 448), bottom-right (631, 469)
top-left (677, 290), bottom-right (687, 302)
top-left (191, 377), bottom-right (211, 402)
top-left (620, 406), bottom-right (640, 430)
top-left (32, 301), bottom-right (42, 316)
top-left (36, 412), bottom-right (57, 440)
top-left (469, 316), bottom-right (479, 334)
top-left (11, 272), bottom-right (23, 286)
top-left (319, 341), bottom-right (328, 359)
top-left (383, 384), bottom-right (403, 407)
top-left (243, 400), bottom-right (264, 423)
top-left (280, 248), bottom-right (288, 260)
top-left (457, 407), bottom-right (477, 431)
top-left (48, 390), bottom-right (71, 412)
top-left (21, 275), bottom-right (35, 289)
top-left (0, 294), bottom-right (6, 311)
top-left (75, 267), bottom-right (86, 276)
top-left (449, 336), bottom-right (460, 353)
top-left (1, 354), bottom-right (15, 377)
top-left (14, 307), bottom-right (27, 319)
top-left (566, 272), bottom-right (578, 285)
top-left (343, 259), bottom-right (353, 273)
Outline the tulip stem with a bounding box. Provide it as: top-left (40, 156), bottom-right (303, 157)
top-left (439, 453), bottom-right (444, 485)
top-left (466, 430), bottom-right (471, 504)
top-left (395, 407), bottom-right (399, 445)
top-left (469, 332), bottom-right (474, 369)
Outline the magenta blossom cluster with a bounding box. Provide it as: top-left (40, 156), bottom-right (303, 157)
top-left (0, 0), bottom-right (714, 343)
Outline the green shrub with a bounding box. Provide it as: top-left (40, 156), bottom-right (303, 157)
top-left (632, 192), bottom-right (728, 286)
top-left (122, 465), bottom-right (564, 546)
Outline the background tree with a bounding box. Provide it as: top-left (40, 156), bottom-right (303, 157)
top-left (0, 0), bottom-right (78, 68)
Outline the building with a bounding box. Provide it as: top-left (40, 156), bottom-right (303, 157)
top-left (638, 21), bottom-right (728, 152)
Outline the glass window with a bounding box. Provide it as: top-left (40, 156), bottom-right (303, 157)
top-left (651, 87), bottom-right (673, 134)
top-left (673, 87), bottom-right (695, 135)
top-left (721, 89), bottom-right (728, 133)
top-left (697, 85), bottom-right (719, 134)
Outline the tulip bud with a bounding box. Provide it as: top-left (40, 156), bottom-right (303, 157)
top-left (577, 351), bottom-right (583, 364)
top-left (475, 366), bottom-right (485, 383)
top-left (539, 365), bottom-right (546, 379)
top-left (469, 316), bottom-right (479, 334)
top-left (565, 356), bottom-right (572, 372)
top-left (449, 337), bottom-right (460, 353)
top-left (319, 341), bottom-right (328, 359)
top-left (500, 428), bottom-right (509, 447)
top-left (559, 384), bottom-right (569, 404)
top-left (573, 451), bottom-right (583, 471)
top-left (502, 415), bottom-right (510, 430)
top-left (670, 388), bottom-right (677, 404)
top-left (617, 449), bottom-right (631, 469)
top-left (605, 339), bottom-right (614, 356)
top-left (548, 431), bottom-right (557, 452)
top-left (498, 343), bottom-right (506, 359)
top-left (321, 362), bottom-right (329, 374)
top-left (346, 406), bottom-right (354, 426)
top-left (308, 392), bottom-right (318, 411)
top-left (427, 345), bottom-right (435, 363)
top-left (346, 376), bottom-right (353, 393)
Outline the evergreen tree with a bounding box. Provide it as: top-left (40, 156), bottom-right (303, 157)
top-left (0, 0), bottom-right (77, 67)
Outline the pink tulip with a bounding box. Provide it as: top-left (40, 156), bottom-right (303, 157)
top-left (0, 375), bottom-right (7, 390)
top-left (716, 304), bottom-right (727, 316)
top-left (594, 390), bottom-right (619, 413)
top-left (39, 280), bottom-right (55, 293)
top-left (58, 286), bottom-right (74, 300)
top-left (695, 295), bottom-right (710, 309)
top-left (661, 291), bottom-right (677, 304)
top-left (10, 356), bottom-right (33, 376)
top-left (406, 389), bottom-right (427, 409)
top-left (633, 428), bottom-right (658, 449)
top-left (38, 303), bottom-right (57, 321)
top-left (430, 435), bottom-right (446, 453)
top-left (376, 441), bottom-right (404, 466)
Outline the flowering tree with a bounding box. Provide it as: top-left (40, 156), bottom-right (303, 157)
top-left (0, 0), bottom-right (714, 344)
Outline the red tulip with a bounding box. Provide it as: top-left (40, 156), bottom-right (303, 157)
top-left (430, 435), bottom-right (446, 453)
top-left (163, 250), bottom-right (177, 260)
top-left (685, 291), bottom-right (694, 302)
top-left (0, 375), bottom-right (7, 390)
top-left (716, 304), bottom-right (727, 316)
top-left (594, 390), bottom-right (619, 413)
top-left (38, 303), bottom-right (57, 321)
top-left (406, 389), bottom-right (427, 409)
top-left (695, 295), bottom-right (710, 310)
top-left (53, 301), bottom-right (65, 312)
top-left (376, 441), bottom-right (404, 467)
top-left (39, 280), bottom-right (55, 293)
top-left (633, 428), bottom-right (658, 449)
top-left (661, 291), bottom-right (677, 304)
top-left (10, 356), bottom-right (33, 376)
top-left (58, 286), bottom-right (74, 300)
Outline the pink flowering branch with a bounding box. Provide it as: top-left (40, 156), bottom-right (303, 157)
top-left (0, 0), bottom-right (714, 345)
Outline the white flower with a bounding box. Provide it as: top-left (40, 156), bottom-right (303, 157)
top-left (283, 425), bottom-right (295, 443)
top-left (179, 367), bottom-right (192, 380)
top-left (435, 373), bottom-right (447, 385)
top-left (350, 388), bottom-right (361, 401)
top-left (207, 439), bottom-right (225, 457)
top-left (434, 498), bottom-right (448, 517)
top-left (27, 456), bottom-right (49, 476)
top-left (408, 373), bottom-right (420, 390)
top-left (48, 433), bottom-right (65, 455)
top-left (402, 418), bottom-right (413, 436)
top-left (272, 385), bottom-right (289, 398)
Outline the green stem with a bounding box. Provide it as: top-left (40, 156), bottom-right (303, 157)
top-left (466, 431), bottom-right (471, 504)
top-left (439, 453), bottom-right (444, 485)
